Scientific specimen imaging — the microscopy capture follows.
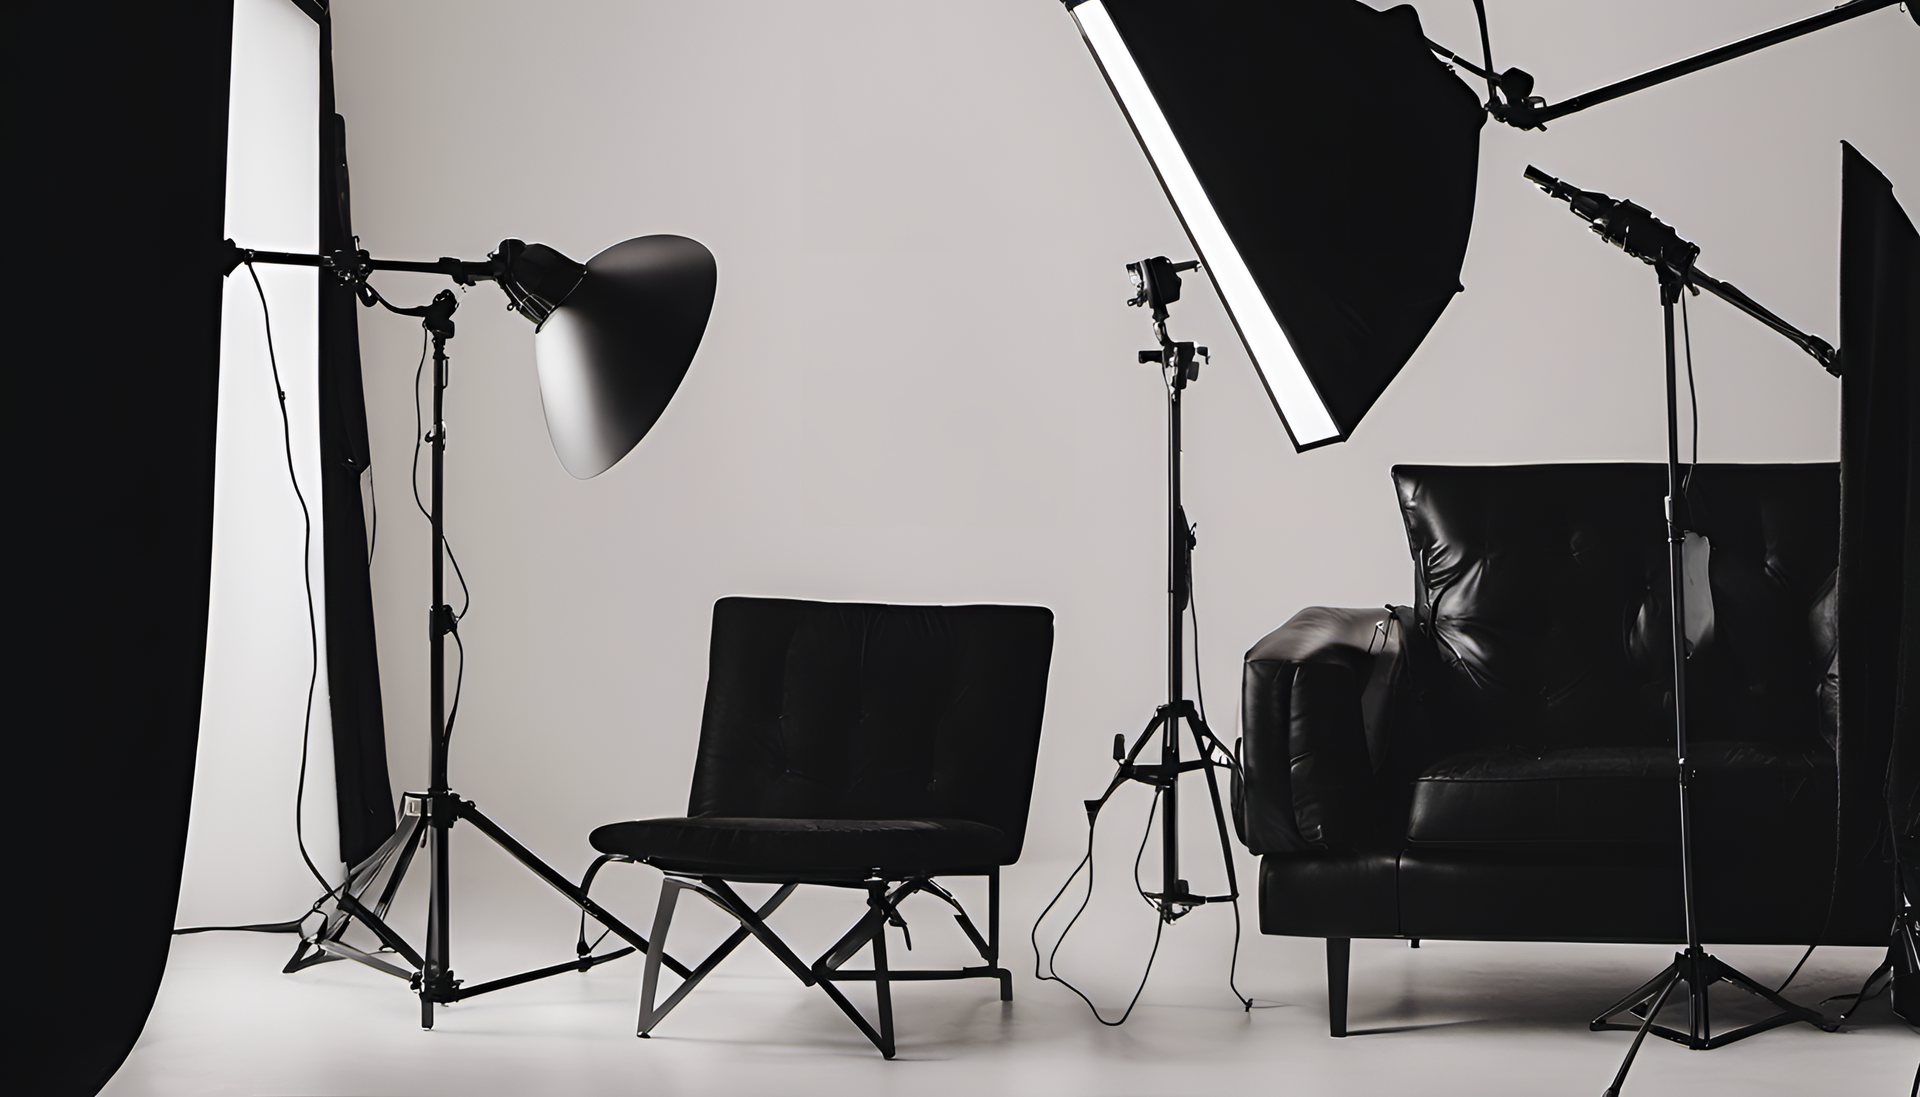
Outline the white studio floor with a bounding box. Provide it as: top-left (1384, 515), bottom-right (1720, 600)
top-left (111, 862), bottom-right (1916, 1097)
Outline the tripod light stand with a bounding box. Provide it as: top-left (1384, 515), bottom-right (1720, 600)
top-left (223, 233), bottom-right (715, 1027)
top-left (1523, 168), bottom-right (1841, 1096)
top-left (1081, 257), bottom-right (1242, 924)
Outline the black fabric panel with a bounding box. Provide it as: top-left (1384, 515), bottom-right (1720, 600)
top-left (1837, 143), bottom-right (1920, 886)
top-left (590, 816), bottom-right (1006, 877)
top-left (317, 14), bottom-right (393, 870)
top-left (1407, 742), bottom-right (1834, 846)
top-left (681, 598), bottom-right (1054, 865)
top-left (1099, 0), bottom-right (1482, 443)
top-left (1392, 463), bottom-right (1838, 756)
top-left (22, 4), bottom-right (235, 1093)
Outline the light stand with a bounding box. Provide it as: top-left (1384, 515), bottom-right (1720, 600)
top-left (1082, 257), bottom-right (1242, 924)
top-left (1520, 171), bottom-right (1839, 1095)
top-left (224, 238), bottom-right (706, 1027)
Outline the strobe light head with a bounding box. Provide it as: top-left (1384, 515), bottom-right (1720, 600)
top-left (496, 234), bottom-right (718, 479)
top-left (1126, 256), bottom-right (1200, 322)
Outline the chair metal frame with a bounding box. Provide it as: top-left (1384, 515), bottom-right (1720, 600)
top-left (628, 864), bottom-right (1008, 1058)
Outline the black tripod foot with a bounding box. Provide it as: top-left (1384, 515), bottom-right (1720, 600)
top-left (1594, 946), bottom-right (1827, 1094)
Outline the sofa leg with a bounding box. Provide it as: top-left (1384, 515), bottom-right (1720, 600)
top-left (1327, 938), bottom-right (1351, 1038)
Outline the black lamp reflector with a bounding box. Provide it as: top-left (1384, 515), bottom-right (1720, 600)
top-left (533, 234), bottom-right (717, 478)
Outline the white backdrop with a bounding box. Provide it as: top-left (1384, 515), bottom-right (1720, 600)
top-left (311, 0), bottom-right (1917, 940)
top-left (177, 0), bottom-right (336, 929)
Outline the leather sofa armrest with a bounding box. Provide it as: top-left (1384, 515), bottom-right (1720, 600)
top-left (1236, 607), bottom-right (1405, 854)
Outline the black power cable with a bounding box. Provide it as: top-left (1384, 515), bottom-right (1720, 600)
top-left (1031, 788), bottom-right (1168, 1026)
top-left (409, 326), bottom-right (471, 746)
top-left (175, 263), bottom-right (341, 937)
top-left (1185, 552), bottom-right (1251, 1011)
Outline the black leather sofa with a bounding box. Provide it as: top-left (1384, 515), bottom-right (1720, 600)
top-left (1233, 463), bottom-right (1896, 1035)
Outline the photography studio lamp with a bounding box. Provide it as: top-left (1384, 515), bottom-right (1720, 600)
top-left (1078, 253), bottom-right (1239, 925)
top-left (1045, 0), bottom-right (1484, 1005)
top-left (1522, 168), bottom-right (1841, 1096)
top-left (223, 233), bottom-right (715, 1027)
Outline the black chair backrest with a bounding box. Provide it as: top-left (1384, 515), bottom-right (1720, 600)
top-left (688, 598), bottom-right (1055, 863)
top-left (1392, 463), bottom-right (1839, 756)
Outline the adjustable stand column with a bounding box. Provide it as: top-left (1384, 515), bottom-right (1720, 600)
top-left (1593, 263), bottom-right (1827, 1097)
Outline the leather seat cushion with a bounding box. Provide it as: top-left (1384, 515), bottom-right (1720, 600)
top-left (590, 815), bottom-right (1008, 876)
top-left (1407, 741), bottom-right (1833, 844)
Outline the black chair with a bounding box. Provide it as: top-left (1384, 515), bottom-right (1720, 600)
top-left (588, 597), bottom-right (1054, 1058)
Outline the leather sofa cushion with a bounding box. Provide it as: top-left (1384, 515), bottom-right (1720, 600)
top-left (1407, 741), bottom-right (1832, 844)
top-left (1391, 463), bottom-right (1838, 753)
top-left (590, 815), bottom-right (1007, 877)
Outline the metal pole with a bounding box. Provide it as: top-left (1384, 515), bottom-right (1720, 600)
top-left (1661, 281), bottom-right (1706, 1047)
top-left (1163, 331), bottom-right (1183, 911)
top-left (1533, 0), bottom-right (1897, 125)
top-left (425, 332), bottom-right (451, 1027)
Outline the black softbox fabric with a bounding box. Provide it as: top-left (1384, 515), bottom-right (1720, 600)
top-left (317, 14), bottom-right (395, 869)
top-left (1099, 0), bottom-right (1484, 443)
top-left (1836, 142), bottom-right (1920, 892)
top-left (22, 4), bottom-right (235, 1093)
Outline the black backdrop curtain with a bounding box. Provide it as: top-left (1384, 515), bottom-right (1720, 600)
top-left (24, 4), bottom-right (235, 1094)
top-left (1836, 142), bottom-right (1920, 926)
top-left (317, 10), bottom-right (396, 870)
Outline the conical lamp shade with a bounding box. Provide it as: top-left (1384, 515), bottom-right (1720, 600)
top-left (533, 234), bottom-right (717, 478)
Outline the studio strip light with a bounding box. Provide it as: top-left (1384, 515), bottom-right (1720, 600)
top-left (1068, 0), bottom-right (1340, 448)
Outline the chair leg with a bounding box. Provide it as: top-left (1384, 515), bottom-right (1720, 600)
top-left (991, 867), bottom-right (1011, 1002)
top-left (1327, 938), bottom-right (1351, 1038)
top-left (868, 882), bottom-right (896, 1059)
top-left (638, 878), bottom-right (685, 1036)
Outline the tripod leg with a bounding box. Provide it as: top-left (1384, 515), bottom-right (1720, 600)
top-left (1189, 715), bottom-right (1241, 899)
top-left (1602, 969), bottom-right (1682, 1097)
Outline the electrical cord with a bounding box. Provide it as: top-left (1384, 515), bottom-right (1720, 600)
top-left (172, 263), bottom-right (345, 938)
top-left (408, 326), bottom-right (470, 746)
top-left (1681, 289), bottom-right (1700, 500)
top-left (1775, 943), bottom-right (1816, 994)
top-left (410, 329), bottom-right (472, 621)
top-left (179, 266), bottom-right (348, 934)
top-left (1029, 366), bottom-right (1252, 1021)
top-left (1031, 788), bottom-right (1168, 1026)
top-left (249, 259), bottom-right (340, 907)
top-left (1185, 538), bottom-right (1251, 1012)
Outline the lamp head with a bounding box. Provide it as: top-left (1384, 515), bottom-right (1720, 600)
top-left (495, 235), bottom-right (717, 479)
top-left (492, 239), bottom-right (587, 328)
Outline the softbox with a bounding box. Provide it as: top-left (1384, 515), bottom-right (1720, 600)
top-left (1069, 0), bottom-right (1485, 448)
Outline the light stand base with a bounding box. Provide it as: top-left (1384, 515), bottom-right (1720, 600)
top-left (1594, 945), bottom-right (1830, 1096)
top-left (283, 791), bottom-right (672, 1027)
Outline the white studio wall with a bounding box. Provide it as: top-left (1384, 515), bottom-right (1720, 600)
top-left (320, 0), bottom-right (1916, 942)
top-left (177, 0), bottom-right (337, 928)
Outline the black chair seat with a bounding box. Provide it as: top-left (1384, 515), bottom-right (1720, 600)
top-left (1408, 741), bottom-right (1833, 845)
top-left (590, 815), bottom-right (1006, 876)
